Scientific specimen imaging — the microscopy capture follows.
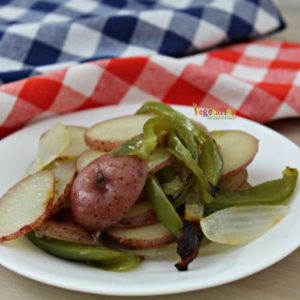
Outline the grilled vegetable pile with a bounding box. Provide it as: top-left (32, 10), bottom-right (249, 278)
top-left (0, 102), bottom-right (298, 271)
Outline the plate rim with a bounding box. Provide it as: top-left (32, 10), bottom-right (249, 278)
top-left (0, 103), bottom-right (299, 296)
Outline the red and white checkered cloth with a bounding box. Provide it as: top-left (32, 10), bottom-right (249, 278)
top-left (0, 39), bottom-right (299, 139)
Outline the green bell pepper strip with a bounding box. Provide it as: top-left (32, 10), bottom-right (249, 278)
top-left (205, 167), bottom-right (299, 215)
top-left (198, 136), bottom-right (222, 186)
top-left (111, 134), bottom-right (144, 158)
top-left (162, 176), bottom-right (185, 196)
top-left (172, 180), bottom-right (192, 208)
top-left (112, 116), bottom-right (198, 162)
top-left (172, 176), bottom-right (199, 208)
top-left (167, 132), bottom-right (213, 204)
top-left (136, 101), bottom-right (197, 138)
top-left (112, 117), bottom-right (170, 159)
top-left (88, 256), bottom-right (143, 272)
top-left (27, 233), bottom-right (141, 266)
top-left (141, 106), bottom-right (199, 161)
top-left (136, 101), bottom-right (223, 185)
top-left (157, 165), bottom-right (177, 183)
top-left (144, 176), bottom-right (183, 238)
top-left (172, 175), bottom-right (204, 216)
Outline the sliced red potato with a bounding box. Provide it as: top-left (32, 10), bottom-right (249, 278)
top-left (61, 126), bottom-right (89, 158)
top-left (218, 169), bottom-right (248, 191)
top-left (51, 161), bottom-right (76, 212)
top-left (211, 130), bottom-right (258, 177)
top-left (85, 114), bottom-right (154, 151)
top-left (0, 171), bottom-right (55, 241)
top-left (34, 219), bottom-right (99, 245)
top-left (106, 223), bottom-right (174, 249)
top-left (238, 181), bottom-right (252, 191)
top-left (28, 123), bottom-right (70, 174)
top-left (77, 147), bottom-right (172, 176)
top-left (114, 200), bottom-right (158, 228)
top-left (76, 150), bottom-right (105, 172)
top-left (148, 148), bottom-right (173, 175)
top-left (120, 200), bottom-right (153, 219)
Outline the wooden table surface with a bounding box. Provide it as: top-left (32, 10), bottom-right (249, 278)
top-left (1, 6), bottom-right (299, 300)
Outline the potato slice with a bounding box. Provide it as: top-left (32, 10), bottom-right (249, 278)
top-left (76, 150), bottom-right (105, 172)
top-left (106, 223), bottom-right (173, 249)
top-left (77, 148), bottom-right (172, 175)
top-left (218, 169), bottom-right (248, 191)
top-left (35, 219), bottom-right (99, 245)
top-left (61, 126), bottom-right (89, 158)
top-left (238, 181), bottom-right (252, 191)
top-left (0, 171), bottom-right (55, 241)
top-left (51, 161), bottom-right (76, 212)
top-left (114, 200), bottom-right (158, 228)
top-left (211, 130), bottom-right (258, 177)
top-left (28, 123), bottom-right (70, 174)
top-left (85, 114), bottom-right (154, 151)
top-left (148, 149), bottom-right (173, 175)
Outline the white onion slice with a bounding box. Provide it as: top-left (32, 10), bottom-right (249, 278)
top-left (28, 123), bottom-right (70, 174)
top-left (201, 205), bottom-right (288, 245)
top-left (61, 126), bottom-right (89, 157)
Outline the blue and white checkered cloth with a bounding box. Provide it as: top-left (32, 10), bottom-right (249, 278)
top-left (0, 0), bottom-right (285, 83)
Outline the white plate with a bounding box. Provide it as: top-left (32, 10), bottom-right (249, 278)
top-left (0, 104), bottom-right (299, 296)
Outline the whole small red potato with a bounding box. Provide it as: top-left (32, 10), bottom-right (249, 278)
top-left (70, 154), bottom-right (148, 231)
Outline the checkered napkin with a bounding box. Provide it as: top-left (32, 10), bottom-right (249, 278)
top-left (0, 0), bottom-right (285, 84)
top-left (1, 39), bottom-right (300, 138)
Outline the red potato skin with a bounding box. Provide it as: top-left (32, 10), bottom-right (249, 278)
top-left (110, 235), bottom-right (173, 249)
top-left (50, 182), bottom-right (73, 215)
top-left (114, 210), bottom-right (158, 229)
top-left (106, 229), bottom-right (174, 249)
top-left (35, 219), bottom-right (99, 245)
top-left (70, 154), bottom-right (148, 231)
top-left (221, 159), bottom-right (254, 179)
top-left (238, 181), bottom-right (252, 191)
top-left (85, 138), bottom-right (120, 152)
top-left (0, 219), bottom-right (50, 242)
